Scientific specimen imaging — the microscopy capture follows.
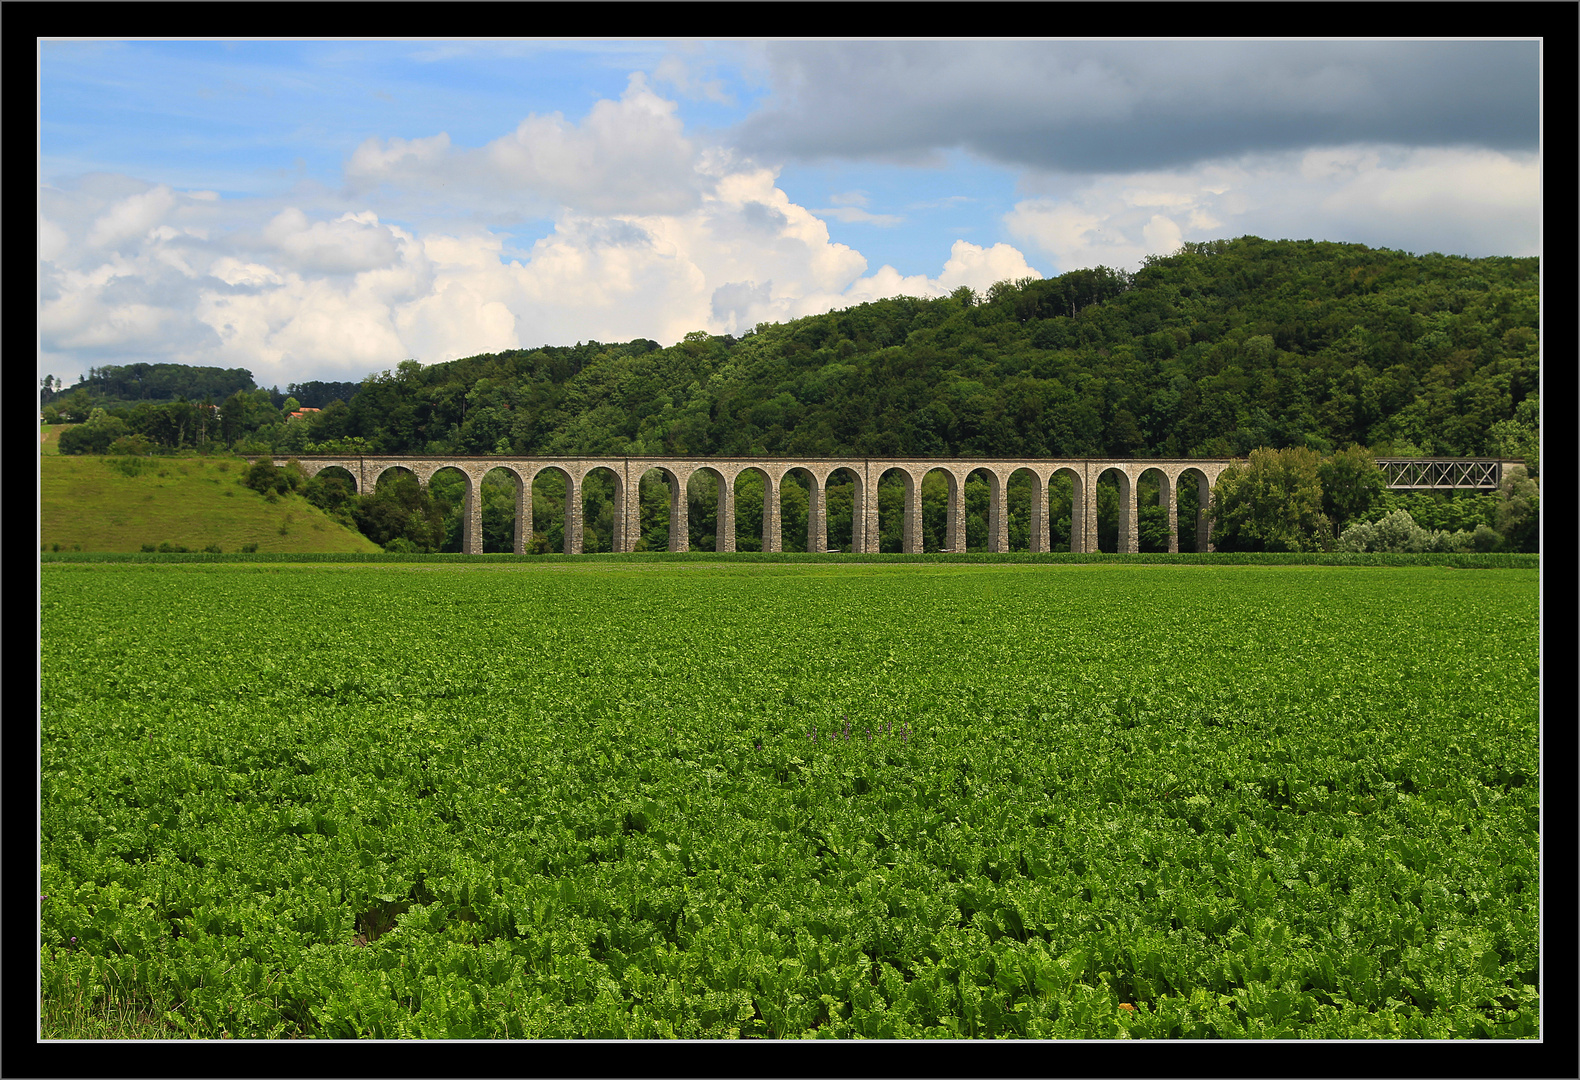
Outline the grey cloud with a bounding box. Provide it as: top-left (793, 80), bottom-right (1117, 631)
top-left (560, 218), bottom-right (655, 250)
top-left (711, 279), bottom-right (772, 324)
top-left (741, 201), bottom-right (788, 234)
top-left (733, 41), bottom-right (1538, 174)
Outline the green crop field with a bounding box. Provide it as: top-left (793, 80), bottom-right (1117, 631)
top-left (39, 562), bottom-right (1540, 1039)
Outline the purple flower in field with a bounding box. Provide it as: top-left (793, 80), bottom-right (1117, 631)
top-left (70, 936), bottom-right (76, 943)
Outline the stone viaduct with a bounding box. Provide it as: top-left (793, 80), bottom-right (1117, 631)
top-left (275, 455), bottom-right (1240, 556)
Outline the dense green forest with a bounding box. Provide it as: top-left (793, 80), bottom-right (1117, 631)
top-left (48, 236), bottom-right (1539, 553)
top-left (41, 366), bottom-right (359, 416)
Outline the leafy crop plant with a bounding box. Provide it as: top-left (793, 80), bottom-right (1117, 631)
top-left (40, 562), bottom-right (1539, 1039)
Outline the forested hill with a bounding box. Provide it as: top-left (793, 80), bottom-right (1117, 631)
top-left (329, 237), bottom-right (1536, 461)
top-left (57, 236), bottom-right (1542, 462)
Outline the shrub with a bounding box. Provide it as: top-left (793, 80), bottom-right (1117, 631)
top-left (244, 457), bottom-right (290, 497)
top-left (1211, 447), bottom-right (1331, 552)
top-left (1336, 509), bottom-right (1475, 554)
top-left (107, 434), bottom-right (153, 456)
top-left (59, 416), bottom-right (130, 455)
top-left (1471, 524), bottom-right (1502, 553)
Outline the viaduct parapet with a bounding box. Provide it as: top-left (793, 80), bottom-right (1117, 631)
top-left (265, 455), bottom-right (1243, 555)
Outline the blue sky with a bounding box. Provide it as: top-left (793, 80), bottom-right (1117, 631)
top-left (39, 39), bottom-right (1541, 389)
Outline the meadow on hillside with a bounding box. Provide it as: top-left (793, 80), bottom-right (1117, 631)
top-left (39, 454), bottom-right (380, 555)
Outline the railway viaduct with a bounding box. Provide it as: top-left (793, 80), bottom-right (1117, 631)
top-left (275, 455), bottom-right (1236, 555)
top-left (267, 455), bottom-right (1522, 556)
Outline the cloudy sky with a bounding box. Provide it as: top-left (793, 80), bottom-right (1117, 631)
top-left (38, 39), bottom-right (1541, 390)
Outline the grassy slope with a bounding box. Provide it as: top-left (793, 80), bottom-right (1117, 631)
top-left (40, 423), bottom-right (74, 455)
top-left (39, 453), bottom-right (382, 554)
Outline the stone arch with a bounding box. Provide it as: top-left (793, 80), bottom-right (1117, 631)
top-left (685, 465), bottom-right (731, 552)
top-left (808, 464), bottom-right (865, 552)
top-left (529, 464), bottom-right (577, 554)
top-left (959, 465), bottom-right (1009, 552)
top-left (308, 463), bottom-right (359, 494)
top-left (636, 464), bottom-right (688, 552)
top-left (478, 464), bottom-right (529, 554)
top-left (1089, 464), bottom-right (1137, 553)
top-left (919, 466), bottom-right (960, 552)
top-left (724, 465), bottom-right (778, 552)
top-left (777, 466), bottom-right (818, 553)
top-left (873, 465), bottom-right (922, 553)
top-left (580, 463), bottom-right (624, 554)
top-left (424, 464), bottom-right (476, 553)
top-left (369, 462), bottom-right (421, 491)
top-left (1004, 466), bottom-right (1044, 552)
top-left (1046, 466), bottom-right (1086, 552)
top-left (1171, 465), bottom-right (1216, 553)
top-left (298, 459), bottom-right (361, 491)
top-left (1135, 466), bottom-right (1174, 553)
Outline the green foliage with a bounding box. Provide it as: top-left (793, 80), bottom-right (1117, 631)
top-left (351, 472), bottom-right (447, 553)
top-left (1317, 446), bottom-right (1387, 534)
top-left (57, 409), bottom-right (131, 455)
top-left (1211, 448), bottom-right (1331, 552)
top-left (241, 457), bottom-right (307, 498)
top-left (1495, 467), bottom-right (1539, 554)
top-left (40, 563), bottom-right (1539, 1039)
top-left (43, 362), bottom-right (255, 409)
top-left (179, 238), bottom-right (1534, 463)
top-left (1335, 509), bottom-right (1473, 554)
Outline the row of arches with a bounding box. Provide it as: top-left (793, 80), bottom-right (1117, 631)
top-left (291, 458), bottom-right (1232, 555)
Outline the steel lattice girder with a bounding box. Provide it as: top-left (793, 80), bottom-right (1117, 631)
top-left (1374, 459), bottom-right (1506, 489)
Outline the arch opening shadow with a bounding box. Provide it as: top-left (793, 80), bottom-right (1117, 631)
top-left (1177, 468), bottom-right (1213, 553)
top-left (733, 467), bottom-right (772, 552)
top-left (961, 468), bottom-right (1003, 552)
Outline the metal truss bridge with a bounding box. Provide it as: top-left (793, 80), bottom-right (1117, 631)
top-left (1374, 458), bottom-right (1524, 491)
